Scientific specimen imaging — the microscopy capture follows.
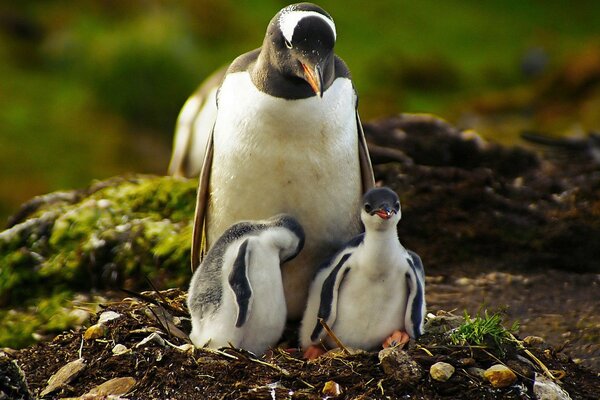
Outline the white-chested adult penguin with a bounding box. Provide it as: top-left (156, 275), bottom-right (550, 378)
top-left (191, 3), bottom-right (375, 320)
top-left (187, 214), bottom-right (304, 356)
top-left (299, 187), bottom-right (426, 359)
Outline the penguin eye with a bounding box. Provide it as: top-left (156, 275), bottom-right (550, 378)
top-left (284, 39), bottom-right (293, 49)
top-left (364, 203), bottom-right (372, 213)
top-left (394, 201), bottom-right (400, 210)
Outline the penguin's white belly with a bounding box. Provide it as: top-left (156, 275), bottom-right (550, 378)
top-left (208, 73), bottom-right (362, 319)
top-left (330, 269), bottom-right (408, 350)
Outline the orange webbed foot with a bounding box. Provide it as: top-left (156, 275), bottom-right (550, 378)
top-left (303, 344), bottom-right (327, 360)
top-left (382, 330), bottom-right (410, 349)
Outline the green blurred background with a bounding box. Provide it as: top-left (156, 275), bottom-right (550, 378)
top-left (1, 0), bottom-right (600, 224)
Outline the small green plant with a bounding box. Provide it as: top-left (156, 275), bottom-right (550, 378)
top-left (449, 309), bottom-right (519, 356)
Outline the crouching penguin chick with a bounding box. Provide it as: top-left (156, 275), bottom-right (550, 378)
top-left (300, 187), bottom-right (426, 359)
top-left (187, 214), bottom-right (304, 355)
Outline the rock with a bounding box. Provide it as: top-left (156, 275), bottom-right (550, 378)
top-left (112, 344), bottom-right (129, 356)
top-left (322, 380), bottom-right (342, 397)
top-left (378, 347), bottom-right (422, 386)
top-left (98, 311), bottom-right (121, 324)
top-left (429, 361), bottom-right (455, 382)
top-left (85, 376), bottom-right (136, 397)
top-left (459, 357), bottom-right (476, 367)
top-left (484, 364), bottom-right (517, 388)
top-left (83, 323), bottom-right (107, 340)
top-left (135, 332), bottom-right (165, 348)
top-left (466, 367), bottom-right (486, 380)
top-left (0, 353), bottom-right (31, 400)
top-left (533, 373), bottom-right (572, 400)
top-left (40, 358), bottom-right (86, 397)
top-left (523, 335), bottom-right (546, 347)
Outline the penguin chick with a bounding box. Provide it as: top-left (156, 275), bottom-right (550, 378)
top-left (299, 187), bottom-right (426, 358)
top-left (187, 214), bottom-right (304, 355)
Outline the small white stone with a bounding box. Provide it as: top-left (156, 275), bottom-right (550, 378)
top-left (430, 362), bottom-right (455, 382)
top-left (136, 332), bottom-right (165, 348)
top-left (98, 311), bottom-right (121, 324)
top-left (112, 344), bottom-right (129, 355)
top-left (533, 373), bottom-right (572, 400)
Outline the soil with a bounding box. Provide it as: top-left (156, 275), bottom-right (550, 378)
top-left (4, 114), bottom-right (600, 399)
top-left (7, 288), bottom-right (600, 400)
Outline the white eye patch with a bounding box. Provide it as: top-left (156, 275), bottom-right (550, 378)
top-left (278, 10), bottom-right (336, 44)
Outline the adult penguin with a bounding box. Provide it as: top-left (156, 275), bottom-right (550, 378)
top-left (192, 3), bottom-right (374, 319)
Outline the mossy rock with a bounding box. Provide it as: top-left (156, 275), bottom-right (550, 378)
top-left (0, 175), bottom-right (196, 348)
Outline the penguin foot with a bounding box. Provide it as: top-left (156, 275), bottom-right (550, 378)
top-left (303, 344), bottom-right (327, 360)
top-left (382, 330), bottom-right (410, 349)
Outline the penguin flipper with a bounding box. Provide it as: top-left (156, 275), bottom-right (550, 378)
top-left (356, 112), bottom-right (375, 193)
top-left (168, 66), bottom-right (226, 178)
top-left (310, 253), bottom-right (352, 342)
top-left (404, 250), bottom-right (426, 338)
top-left (228, 238), bottom-right (254, 327)
top-left (191, 129), bottom-right (214, 271)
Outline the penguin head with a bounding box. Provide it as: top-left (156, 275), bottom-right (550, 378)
top-left (361, 187), bottom-right (401, 231)
top-left (270, 214), bottom-right (306, 262)
top-left (265, 3), bottom-right (336, 97)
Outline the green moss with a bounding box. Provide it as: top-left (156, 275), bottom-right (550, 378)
top-left (0, 292), bottom-right (91, 349)
top-left (0, 175), bottom-right (196, 347)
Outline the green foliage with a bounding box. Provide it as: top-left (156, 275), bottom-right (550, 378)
top-left (0, 292), bottom-right (88, 349)
top-left (0, 176), bottom-right (196, 307)
top-left (449, 309), bottom-right (519, 356)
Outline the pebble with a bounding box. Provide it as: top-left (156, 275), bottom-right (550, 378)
top-left (98, 311), bottom-right (121, 324)
top-left (533, 373), bottom-right (572, 400)
top-left (523, 335), bottom-right (545, 347)
top-left (40, 358), bottom-right (86, 397)
top-left (85, 376), bottom-right (136, 397)
top-left (459, 357), bottom-right (476, 367)
top-left (112, 344), bottom-right (129, 355)
top-left (484, 364), bottom-right (517, 388)
top-left (378, 347), bottom-right (422, 386)
top-left (135, 332), bottom-right (165, 348)
top-left (83, 323), bottom-right (106, 340)
top-left (429, 361), bottom-right (455, 382)
top-left (466, 367), bottom-right (486, 380)
top-left (322, 380), bottom-right (342, 397)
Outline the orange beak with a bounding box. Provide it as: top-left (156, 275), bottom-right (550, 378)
top-left (301, 63), bottom-right (323, 97)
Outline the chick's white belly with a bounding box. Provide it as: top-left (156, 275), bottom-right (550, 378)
top-left (330, 274), bottom-right (406, 350)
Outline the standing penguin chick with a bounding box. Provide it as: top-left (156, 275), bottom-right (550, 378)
top-left (191, 2), bottom-right (374, 320)
top-left (187, 214), bottom-right (304, 356)
top-left (299, 188), bottom-right (426, 359)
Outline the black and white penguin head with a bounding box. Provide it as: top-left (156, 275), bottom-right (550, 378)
top-left (361, 187), bottom-right (402, 231)
top-left (270, 213), bottom-right (306, 262)
top-left (263, 3), bottom-right (337, 97)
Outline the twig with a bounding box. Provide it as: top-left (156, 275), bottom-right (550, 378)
top-left (120, 287), bottom-right (187, 317)
top-left (319, 318), bottom-right (349, 355)
top-left (507, 332), bottom-right (561, 381)
top-left (226, 345), bottom-right (291, 376)
top-left (199, 347), bottom-right (239, 360)
top-left (523, 348), bottom-right (560, 381)
top-left (416, 345), bottom-right (434, 356)
top-left (78, 336), bottom-right (84, 359)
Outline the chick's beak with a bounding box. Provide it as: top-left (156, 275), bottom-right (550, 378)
top-left (375, 208), bottom-right (395, 220)
top-left (301, 62), bottom-right (323, 97)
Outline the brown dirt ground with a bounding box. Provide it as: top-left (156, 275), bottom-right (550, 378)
top-left (8, 288), bottom-right (600, 399)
